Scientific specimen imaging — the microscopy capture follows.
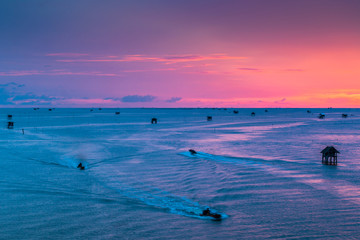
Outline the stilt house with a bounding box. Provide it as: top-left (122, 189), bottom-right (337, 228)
top-left (321, 146), bottom-right (339, 165)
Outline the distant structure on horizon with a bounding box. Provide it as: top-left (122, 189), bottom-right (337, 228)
top-left (321, 146), bottom-right (339, 166)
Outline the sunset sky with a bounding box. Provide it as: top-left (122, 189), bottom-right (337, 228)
top-left (1, 0), bottom-right (360, 107)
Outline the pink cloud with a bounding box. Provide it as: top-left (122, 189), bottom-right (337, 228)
top-left (238, 67), bottom-right (261, 71)
top-left (122, 68), bottom-right (176, 73)
top-left (55, 54), bottom-right (246, 64)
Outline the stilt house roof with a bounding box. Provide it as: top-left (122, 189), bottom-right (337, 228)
top-left (321, 146), bottom-right (340, 154)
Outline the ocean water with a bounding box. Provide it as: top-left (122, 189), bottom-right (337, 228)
top-left (1, 108), bottom-right (360, 239)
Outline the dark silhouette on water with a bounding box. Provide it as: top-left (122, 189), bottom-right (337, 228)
top-left (189, 149), bottom-right (197, 155)
top-left (321, 146), bottom-right (339, 166)
top-left (151, 118), bottom-right (157, 124)
top-left (207, 116), bottom-right (212, 121)
top-left (7, 121), bottom-right (14, 129)
top-left (202, 208), bottom-right (210, 215)
top-left (200, 208), bottom-right (222, 219)
top-left (77, 163), bottom-right (85, 170)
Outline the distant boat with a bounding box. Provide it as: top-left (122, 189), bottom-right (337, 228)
top-left (318, 113), bottom-right (325, 119)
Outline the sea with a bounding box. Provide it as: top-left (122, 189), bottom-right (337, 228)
top-left (1, 108), bottom-right (360, 239)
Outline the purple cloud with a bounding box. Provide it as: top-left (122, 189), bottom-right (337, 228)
top-left (46, 53), bottom-right (89, 57)
top-left (0, 82), bottom-right (25, 88)
top-left (11, 92), bottom-right (63, 105)
top-left (0, 82), bottom-right (26, 104)
top-left (238, 67), bottom-right (261, 71)
top-left (121, 95), bottom-right (156, 102)
top-left (12, 93), bottom-right (59, 101)
top-left (166, 97), bottom-right (182, 103)
top-left (55, 54), bottom-right (245, 64)
top-left (274, 98), bottom-right (287, 103)
top-left (0, 70), bottom-right (118, 77)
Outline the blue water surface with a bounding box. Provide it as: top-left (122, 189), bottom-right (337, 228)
top-left (1, 108), bottom-right (360, 239)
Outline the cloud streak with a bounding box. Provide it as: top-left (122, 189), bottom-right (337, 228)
top-left (166, 97), bottom-right (182, 103)
top-left (0, 82), bottom-right (60, 105)
top-left (238, 67), bottom-right (261, 71)
top-left (0, 70), bottom-right (119, 77)
top-left (121, 95), bottom-right (156, 102)
top-left (46, 53), bottom-right (89, 57)
top-left (54, 54), bottom-right (246, 64)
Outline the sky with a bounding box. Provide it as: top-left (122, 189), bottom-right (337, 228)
top-left (1, 0), bottom-right (360, 108)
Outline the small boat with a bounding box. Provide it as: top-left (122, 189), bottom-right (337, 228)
top-left (189, 149), bottom-right (197, 155)
top-left (77, 163), bottom-right (85, 170)
top-left (200, 208), bottom-right (222, 220)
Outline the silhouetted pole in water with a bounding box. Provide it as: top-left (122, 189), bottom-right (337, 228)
top-left (22, 129), bottom-right (24, 135)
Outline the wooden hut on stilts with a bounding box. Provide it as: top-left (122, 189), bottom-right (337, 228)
top-left (321, 146), bottom-right (339, 165)
top-left (151, 118), bottom-right (158, 124)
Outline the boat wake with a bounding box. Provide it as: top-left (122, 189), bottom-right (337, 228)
top-left (92, 165), bottom-right (227, 220)
top-left (180, 150), bottom-right (360, 206)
